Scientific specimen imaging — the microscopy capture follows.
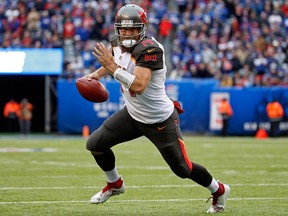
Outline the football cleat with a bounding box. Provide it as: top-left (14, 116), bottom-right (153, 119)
top-left (90, 177), bottom-right (126, 204)
top-left (206, 183), bottom-right (230, 213)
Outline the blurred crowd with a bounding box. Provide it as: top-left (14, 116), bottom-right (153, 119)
top-left (1, 0), bottom-right (288, 87)
top-left (168, 0), bottom-right (288, 87)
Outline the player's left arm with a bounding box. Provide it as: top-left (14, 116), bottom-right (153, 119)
top-left (130, 66), bottom-right (152, 95)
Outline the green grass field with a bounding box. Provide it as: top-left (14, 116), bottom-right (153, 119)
top-left (0, 135), bottom-right (287, 216)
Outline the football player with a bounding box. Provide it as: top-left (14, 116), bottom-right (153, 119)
top-left (86, 4), bottom-right (230, 213)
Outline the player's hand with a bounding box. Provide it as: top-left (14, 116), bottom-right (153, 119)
top-left (92, 42), bottom-right (115, 72)
top-left (87, 72), bottom-right (99, 81)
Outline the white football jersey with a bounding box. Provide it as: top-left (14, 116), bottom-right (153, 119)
top-left (111, 36), bottom-right (174, 124)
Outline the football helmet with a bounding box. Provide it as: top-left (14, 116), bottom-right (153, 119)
top-left (114, 4), bottom-right (148, 48)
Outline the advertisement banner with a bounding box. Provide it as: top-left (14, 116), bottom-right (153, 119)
top-left (209, 92), bottom-right (230, 130)
top-left (57, 79), bottom-right (288, 135)
top-left (57, 78), bottom-right (218, 134)
top-left (0, 48), bottom-right (63, 75)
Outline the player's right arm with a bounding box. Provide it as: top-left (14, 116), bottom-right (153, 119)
top-left (89, 44), bottom-right (115, 80)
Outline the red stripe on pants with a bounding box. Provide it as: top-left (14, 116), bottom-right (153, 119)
top-left (178, 138), bottom-right (192, 170)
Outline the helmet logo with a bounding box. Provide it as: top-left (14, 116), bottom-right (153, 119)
top-left (138, 11), bottom-right (147, 24)
top-left (121, 20), bottom-right (133, 27)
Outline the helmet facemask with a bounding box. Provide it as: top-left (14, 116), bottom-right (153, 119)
top-left (114, 23), bottom-right (147, 48)
top-left (114, 4), bottom-right (148, 48)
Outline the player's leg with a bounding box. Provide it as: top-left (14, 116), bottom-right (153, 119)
top-left (144, 109), bottom-right (210, 182)
top-left (19, 119), bottom-right (24, 134)
top-left (222, 119), bottom-right (228, 137)
top-left (144, 108), bottom-right (230, 213)
top-left (86, 107), bottom-right (142, 204)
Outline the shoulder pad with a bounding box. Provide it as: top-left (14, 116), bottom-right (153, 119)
top-left (110, 34), bottom-right (118, 47)
top-left (132, 37), bottom-right (162, 59)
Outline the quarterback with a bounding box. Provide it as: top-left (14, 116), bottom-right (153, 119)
top-left (86, 4), bottom-right (230, 213)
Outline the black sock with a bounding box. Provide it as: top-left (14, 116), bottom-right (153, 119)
top-left (189, 162), bottom-right (213, 187)
top-left (92, 149), bottom-right (115, 171)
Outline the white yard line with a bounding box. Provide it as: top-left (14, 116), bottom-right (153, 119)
top-left (1, 197), bottom-right (288, 205)
top-left (1, 183), bottom-right (288, 190)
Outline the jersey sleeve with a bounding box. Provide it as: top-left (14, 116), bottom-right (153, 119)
top-left (132, 38), bottom-right (164, 70)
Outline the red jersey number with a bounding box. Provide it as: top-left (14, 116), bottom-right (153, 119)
top-left (144, 54), bottom-right (157, 62)
top-left (141, 39), bottom-right (153, 47)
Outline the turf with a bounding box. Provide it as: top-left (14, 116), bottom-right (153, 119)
top-left (0, 135), bottom-right (287, 215)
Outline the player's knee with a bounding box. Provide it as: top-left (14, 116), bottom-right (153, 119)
top-left (86, 135), bottom-right (103, 153)
top-left (86, 137), bottom-right (94, 151)
top-left (86, 143), bottom-right (104, 155)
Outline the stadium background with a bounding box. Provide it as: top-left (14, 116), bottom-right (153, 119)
top-left (1, 0), bottom-right (288, 135)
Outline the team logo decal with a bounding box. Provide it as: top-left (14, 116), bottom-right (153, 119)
top-left (138, 11), bottom-right (147, 24)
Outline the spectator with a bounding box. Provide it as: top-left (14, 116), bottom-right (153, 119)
top-left (158, 14), bottom-right (173, 43)
top-left (220, 54), bottom-right (234, 75)
top-left (3, 98), bottom-right (20, 132)
top-left (19, 98), bottom-right (33, 135)
top-left (63, 17), bottom-right (75, 39)
top-left (27, 7), bottom-right (40, 32)
top-left (220, 74), bottom-right (233, 87)
top-left (218, 98), bottom-right (233, 136)
top-left (194, 62), bottom-right (213, 78)
top-left (266, 99), bottom-right (284, 137)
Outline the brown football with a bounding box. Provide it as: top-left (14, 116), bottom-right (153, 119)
top-left (76, 76), bottom-right (109, 103)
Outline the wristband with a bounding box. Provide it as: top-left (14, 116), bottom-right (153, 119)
top-left (113, 67), bottom-right (135, 88)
